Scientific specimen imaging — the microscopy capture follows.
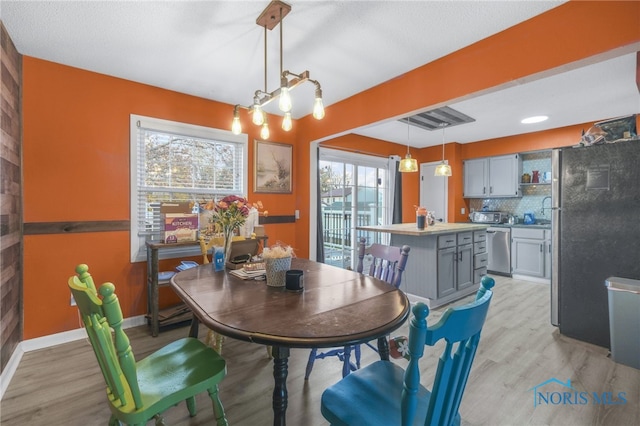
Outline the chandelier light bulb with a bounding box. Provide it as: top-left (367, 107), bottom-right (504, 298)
top-left (279, 85), bottom-right (292, 112)
top-left (252, 103), bottom-right (264, 125)
top-left (231, 115), bottom-right (242, 135)
top-left (313, 96), bottom-right (325, 120)
top-left (260, 122), bottom-right (270, 140)
top-left (282, 112), bottom-right (293, 131)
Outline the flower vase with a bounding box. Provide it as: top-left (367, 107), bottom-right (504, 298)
top-left (222, 228), bottom-right (235, 266)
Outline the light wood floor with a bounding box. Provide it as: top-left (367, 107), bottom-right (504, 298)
top-left (2, 276), bottom-right (638, 425)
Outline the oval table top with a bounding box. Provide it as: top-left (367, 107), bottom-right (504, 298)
top-left (170, 258), bottom-right (410, 348)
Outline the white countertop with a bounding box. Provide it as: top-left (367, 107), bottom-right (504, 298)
top-left (357, 222), bottom-right (489, 236)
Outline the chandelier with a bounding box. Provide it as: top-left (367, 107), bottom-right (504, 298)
top-left (231, 0), bottom-right (324, 139)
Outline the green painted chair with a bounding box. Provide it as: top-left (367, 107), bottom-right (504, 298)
top-left (68, 264), bottom-right (228, 426)
top-left (321, 276), bottom-right (495, 426)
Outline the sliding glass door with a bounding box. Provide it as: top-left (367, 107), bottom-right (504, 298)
top-left (318, 149), bottom-right (394, 269)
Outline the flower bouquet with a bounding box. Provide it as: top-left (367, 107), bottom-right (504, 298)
top-left (201, 195), bottom-right (267, 263)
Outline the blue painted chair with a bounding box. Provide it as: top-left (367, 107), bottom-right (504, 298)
top-left (69, 264), bottom-right (228, 426)
top-left (321, 276), bottom-right (495, 426)
top-left (304, 237), bottom-right (410, 380)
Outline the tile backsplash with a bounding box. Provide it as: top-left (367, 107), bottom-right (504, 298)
top-left (468, 151), bottom-right (552, 221)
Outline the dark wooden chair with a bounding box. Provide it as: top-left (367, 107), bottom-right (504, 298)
top-left (304, 237), bottom-right (410, 379)
top-left (68, 264), bottom-right (228, 426)
top-left (321, 276), bottom-right (495, 426)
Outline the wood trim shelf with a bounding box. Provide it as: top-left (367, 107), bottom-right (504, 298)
top-left (24, 220), bottom-right (130, 235)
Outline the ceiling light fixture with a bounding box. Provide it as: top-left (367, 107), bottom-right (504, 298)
top-left (399, 117), bottom-right (418, 173)
top-left (434, 123), bottom-right (452, 177)
top-left (521, 115), bottom-right (548, 124)
top-left (230, 0), bottom-right (324, 138)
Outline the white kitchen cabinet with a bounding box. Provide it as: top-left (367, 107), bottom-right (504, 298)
top-left (511, 228), bottom-right (545, 278)
top-left (463, 158), bottom-right (488, 198)
top-left (489, 155), bottom-right (521, 197)
top-left (463, 154), bottom-right (521, 198)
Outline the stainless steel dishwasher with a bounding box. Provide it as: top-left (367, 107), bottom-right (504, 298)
top-left (487, 227), bottom-right (511, 276)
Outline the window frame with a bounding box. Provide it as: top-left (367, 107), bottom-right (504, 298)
top-left (129, 114), bottom-right (248, 262)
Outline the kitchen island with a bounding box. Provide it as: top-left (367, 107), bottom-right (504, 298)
top-left (358, 223), bottom-right (489, 308)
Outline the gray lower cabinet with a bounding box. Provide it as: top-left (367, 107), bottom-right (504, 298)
top-left (511, 228), bottom-right (545, 277)
top-left (436, 232), bottom-right (473, 298)
top-left (389, 227), bottom-right (487, 308)
top-left (473, 230), bottom-right (488, 284)
top-left (437, 246), bottom-right (457, 298)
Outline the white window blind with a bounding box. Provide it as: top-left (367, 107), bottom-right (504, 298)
top-left (130, 114), bottom-right (248, 262)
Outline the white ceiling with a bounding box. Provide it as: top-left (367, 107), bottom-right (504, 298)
top-left (2, 1), bottom-right (638, 148)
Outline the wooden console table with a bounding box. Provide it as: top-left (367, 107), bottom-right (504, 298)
top-left (146, 236), bottom-right (268, 336)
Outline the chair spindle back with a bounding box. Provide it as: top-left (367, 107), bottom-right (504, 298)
top-left (68, 264), bottom-right (143, 410)
top-left (356, 237), bottom-right (410, 288)
top-left (403, 276), bottom-right (494, 426)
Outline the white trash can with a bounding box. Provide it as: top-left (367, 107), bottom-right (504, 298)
top-left (605, 277), bottom-right (640, 370)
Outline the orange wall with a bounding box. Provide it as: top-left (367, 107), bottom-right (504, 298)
top-left (20, 1), bottom-right (640, 339)
top-left (293, 1), bottom-right (640, 258)
top-left (22, 57), bottom-right (299, 339)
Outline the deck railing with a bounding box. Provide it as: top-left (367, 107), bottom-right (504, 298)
top-left (321, 208), bottom-right (388, 267)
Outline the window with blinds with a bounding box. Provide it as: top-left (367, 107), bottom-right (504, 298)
top-left (130, 114), bottom-right (248, 262)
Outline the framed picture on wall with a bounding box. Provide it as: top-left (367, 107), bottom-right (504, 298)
top-left (254, 140), bottom-right (293, 193)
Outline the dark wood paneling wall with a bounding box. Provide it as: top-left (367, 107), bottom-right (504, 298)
top-left (0, 21), bottom-right (23, 374)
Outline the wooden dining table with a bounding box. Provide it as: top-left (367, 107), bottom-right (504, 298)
top-left (170, 258), bottom-right (410, 426)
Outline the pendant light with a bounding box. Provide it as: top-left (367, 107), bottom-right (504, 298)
top-left (434, 123), bottom-right (452, 177)
top-left (230, 1), bottom-right (324, 139)
top-left (399, 117), bottom-right (418, 173)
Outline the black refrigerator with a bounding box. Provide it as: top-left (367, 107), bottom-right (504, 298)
top-left (551, 140), bottom-right (640, 348)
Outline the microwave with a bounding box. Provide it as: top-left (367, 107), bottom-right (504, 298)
top-left (469, 211), bottom-right (508, 224)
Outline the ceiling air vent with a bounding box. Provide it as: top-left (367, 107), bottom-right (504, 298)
top-left (401, 106), bottom-right (475, 131)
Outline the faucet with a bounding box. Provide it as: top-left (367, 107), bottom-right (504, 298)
top-left (541, 196), bottom-right (552, 216)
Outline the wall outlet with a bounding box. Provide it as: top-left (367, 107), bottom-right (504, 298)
top-left (461, 208), bottom-right (466, 215)
top-left (295, 210), bottom-right (300, 219)
top-left (70, 294), bottom-right (76, 306)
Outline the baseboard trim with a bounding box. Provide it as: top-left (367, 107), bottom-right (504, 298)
top-left (0, 344), bottom-right (23, 401)
top-left (0, 315), bottom-right (147, 401)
